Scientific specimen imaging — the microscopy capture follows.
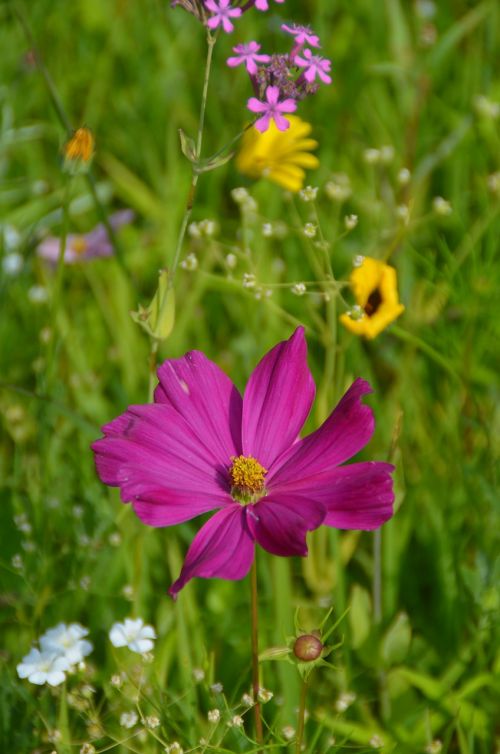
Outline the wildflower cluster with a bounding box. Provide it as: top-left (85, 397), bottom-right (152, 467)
top-left (17, 623), bottom-right (93, 686)
top-left (171, 1), bottom-right (331, 131)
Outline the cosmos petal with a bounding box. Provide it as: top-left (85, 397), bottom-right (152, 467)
top-left (242, 327), bottom-right (315, 469)
top-left (268, 378), bottom-right (375, 484)
top-left (247, 495), bottom-right (325, 557)
top-left (154, 350), bottom-right (243, 463)
top-left (91, 404), bottom-right (232, 526)
top-left (169, 506), bottom-right (255, 597)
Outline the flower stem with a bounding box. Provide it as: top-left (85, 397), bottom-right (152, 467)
top-left (169, 31), bottom-right (216, 283)
top-left (148, 339), bottom-right (159, 402)
top-left (250, 558), bottom-right (264, 747)
top-left (295, 679), bottom-right (308, 754)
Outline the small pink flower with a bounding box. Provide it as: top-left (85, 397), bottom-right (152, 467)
top-left (227, 42), bottom-right (271, 75)
top-left (295, 48), bottom-right (332, 84)
top-left (281, 23), bottom-right (320, 48)
top-left (204, 0), bottom-right (241, 33)
top-left (247, 85), bottom-right (297, 132)
top-left (255, 0), bottom-right (285, 10)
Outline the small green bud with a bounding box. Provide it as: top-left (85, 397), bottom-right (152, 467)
top-left (130, 269), bottom-right (175, 341)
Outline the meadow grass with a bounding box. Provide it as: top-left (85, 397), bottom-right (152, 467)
top-left (0, 0), bottom-right (499, 752)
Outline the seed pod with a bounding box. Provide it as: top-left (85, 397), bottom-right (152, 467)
top-left (293, 634), bottom-right (323, 662)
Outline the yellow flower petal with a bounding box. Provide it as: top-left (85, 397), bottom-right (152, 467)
top-left (340, 257), bottom-right (405, 339)
top-left (237, 116), bottom-right (319, 193)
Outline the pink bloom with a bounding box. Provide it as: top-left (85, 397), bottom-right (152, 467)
top-left (247, 85), bottom-right (297, 132)
top-left (37, 210), bottom-right (134, 265)
top-left (92, 328), bottom-right (395, 597)
top-left (255, 0), bottom-right (285, 10)
top-left (295, 48), bottom-right (332, 84)
top-left (227, 42), bottom-right (271, 75)
top-left (281, 23), bottom-right (320, 48)
top-left (204, 0), bottom-right (241, 32)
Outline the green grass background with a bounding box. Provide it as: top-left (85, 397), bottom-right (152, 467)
top-left (0, 0), bottom-right (499, 752)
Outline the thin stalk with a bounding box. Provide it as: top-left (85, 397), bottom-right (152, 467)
top-left (250, 558), bottom-right (264, 747)
top-left (295, 679), bottom-right (308, 754)
top-left (148, 339), bottom-right (159, 401)
top-left (373, 528), bottom-right (382, 624)
top-left (169, 31), bottom-right (216, 282)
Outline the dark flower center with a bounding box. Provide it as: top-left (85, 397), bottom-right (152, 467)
top-left (364, 287), bottom-right (382, 317)
top-left (229, 454), bottom-right (267, 505)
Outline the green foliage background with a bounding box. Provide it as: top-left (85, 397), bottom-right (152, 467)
top-left (0, 0), bottom-right (499, 752)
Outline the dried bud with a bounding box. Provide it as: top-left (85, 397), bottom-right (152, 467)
top-left (293, 634), bottom-right (323, 661)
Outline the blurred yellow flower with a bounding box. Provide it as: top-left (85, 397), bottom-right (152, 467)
top-left (236, 116), bottom-right (319, 193)
top-left (340, 256), bottom-right (404, 339)
top-left (64, 127), bottom-right (94, 169)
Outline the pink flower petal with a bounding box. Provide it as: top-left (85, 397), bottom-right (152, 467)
top-left (242, 327), bottom-right (315, 469)
top-left (254, 114), bottom-right (272, 132)
top-left (247, 96), bottom-right (268, 113)
top-left (154, 351), bottom-right (242, 465)
top-left (92, 404), bottom-right (232, 526)
top-left (270, 461), bottom-right (394, 530)
top-left (272, 112), bottom-right (291, 131)
top-left (266, 85), bottom-right (280, 105)
top-left (268, 378), bottom-right (375, 484)
top-left (169, 506), bottom-right (254, 597)
top-left (247, 494), bottom-right (325, 556)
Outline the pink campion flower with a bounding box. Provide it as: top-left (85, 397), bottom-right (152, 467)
top-left (227, 42), bottom-right (271, 75)
top-left (295, 48), bottom-right (332, 84)
top-left (92, 328), bottom-right (395, 598)
top-left (37, 210), bottom-right (134, 265)
top-left (281, 23), bottom-right (321, 49)
top-left (254, 0), bottom-right (285, 11)
top-left (204, 0), bottom-right (242, 32)
top-left (247, 85), bottom-right (297, 132)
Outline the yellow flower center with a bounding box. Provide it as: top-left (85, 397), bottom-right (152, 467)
top-left (71, 236), bottom-right (88, 255)
top-left (364, 287), bottom-right (382, 317)
top-left (229, 455), bottom-right (267, 504)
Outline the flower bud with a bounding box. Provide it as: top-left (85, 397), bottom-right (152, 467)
top-left (293, 634), bottom-right (323, 661)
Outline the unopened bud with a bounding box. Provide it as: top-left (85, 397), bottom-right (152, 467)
top-left (293, 634), bottom-right (323, 661)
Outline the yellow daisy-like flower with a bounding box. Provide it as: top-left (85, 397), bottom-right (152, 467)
top-left (340, 256), bottom-right (405, 339)
top-left (236, 116), bottom-right (319, 193)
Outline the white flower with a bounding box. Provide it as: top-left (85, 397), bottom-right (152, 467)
top-left (2, 252), bottom-right (23, 276)
top-left (344, 214), bottom-right (358, 230)
top-left (258, 687), bottom-right (273, 703)
top-left (17, 647), bottom-right (70, 686)
top-left (208, 708), bottom-right (220, 723)
top-left (120, 710), bottom-right (138, 729)
top-left (40, 623), bottom-right (93, 666)
top-left (28, 285), bottom-right (48, 303)
top-left (145, 715), bottom-right (160, 729)
top-left (109, 618), bottom-right (156, 654)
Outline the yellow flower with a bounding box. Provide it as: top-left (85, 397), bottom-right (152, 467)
top-left (236, 116), bottom-right (319, 193)
top-left (340, 256), bottom-right (405, 339)
top-left (64, 127), bottom-right (94, 171)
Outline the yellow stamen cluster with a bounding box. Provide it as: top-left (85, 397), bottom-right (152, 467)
top-left (64, 127), bottom-right (94, 163)
top-left (229, 455), bottom-right (267, 503)
top-left (71, 237), bottom-right (88, 255)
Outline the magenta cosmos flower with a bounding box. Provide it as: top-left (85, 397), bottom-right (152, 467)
top-left (92, 329), bottom-right (394, 597)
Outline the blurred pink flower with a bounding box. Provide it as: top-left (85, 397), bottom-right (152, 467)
top-left (255, 0), bottom-right (285, 10)
top-left (282, 23), bottom-right (321, 49)
top-left (227, 42), bottom-right (271, 75)
top-left (92, 328), bottom-right (394, 597)
top-left (247, 85), bottom-right (297, 132)
top-left (204, 0), bottom-right (242, 33)
top-left (295, 49), bottom-right (332, 84)
top-left (37, 210), bottom-right (133, 265)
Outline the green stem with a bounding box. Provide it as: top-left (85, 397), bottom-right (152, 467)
top-left (169, 31), bottom-right (216, 283)
top-left (148, 339), bottom-right (159, 402)
top-left (295, 679), bottom-right (308, 754)
top-left (250, 558), bottom-right (264, 747)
